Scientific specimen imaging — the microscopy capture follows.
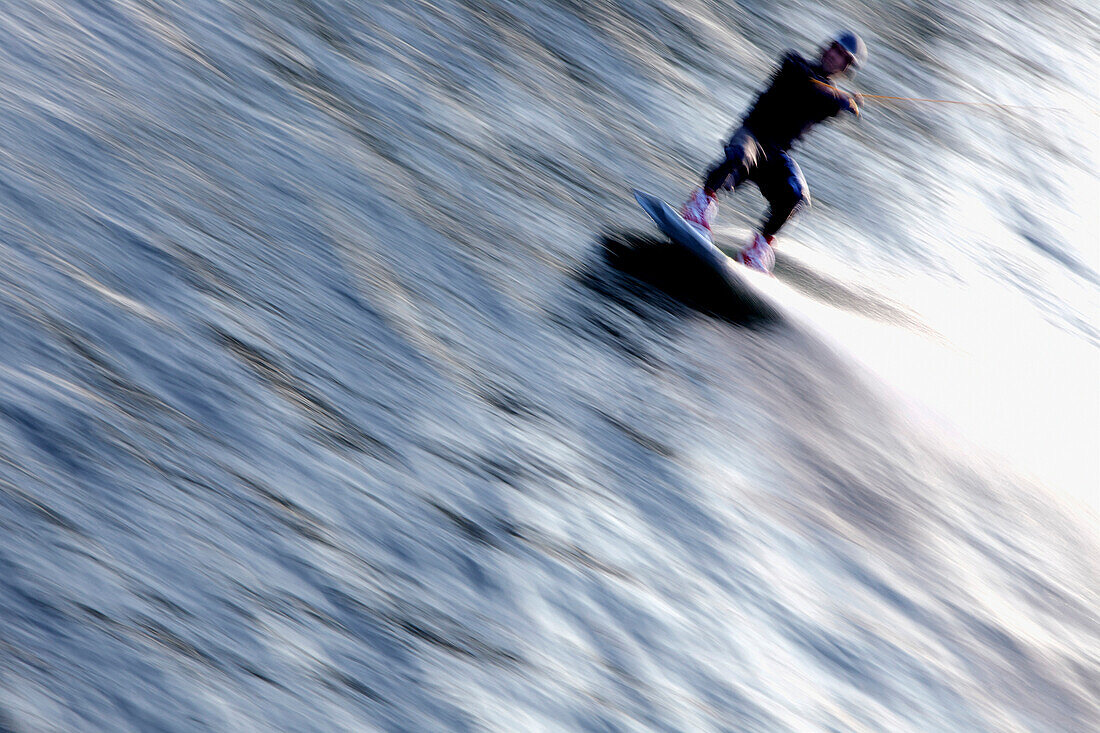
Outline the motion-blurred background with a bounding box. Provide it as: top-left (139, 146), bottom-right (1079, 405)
top-left (0, 1), bottom-right (1096, 730)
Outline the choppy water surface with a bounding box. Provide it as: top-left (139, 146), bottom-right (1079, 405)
top-left (0, 1), bottom-right (1097, 731)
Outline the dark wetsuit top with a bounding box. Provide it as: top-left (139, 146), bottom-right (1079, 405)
top-left (742, 51), bottom-right (850, 151)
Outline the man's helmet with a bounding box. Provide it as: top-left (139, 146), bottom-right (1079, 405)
top-left (832, 31), bottom-right (867, 69)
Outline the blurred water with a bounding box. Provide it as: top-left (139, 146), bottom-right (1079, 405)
top-left (0, 1), bottom-right (1097, 731)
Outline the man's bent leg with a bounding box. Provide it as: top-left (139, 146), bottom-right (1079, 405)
top-left (685, 128), bottom-right (762, 236)
top-left (756, 152), bottom-right (809, 238)
top-left (704, 127), bottom-right (760, 193)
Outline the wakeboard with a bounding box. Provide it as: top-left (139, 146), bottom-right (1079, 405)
top-left (632, 189), bottom-right (778, 319)
top-left (633, 190), bottom-right (771, 277)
